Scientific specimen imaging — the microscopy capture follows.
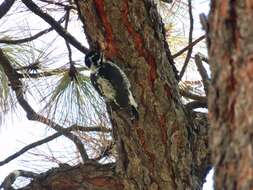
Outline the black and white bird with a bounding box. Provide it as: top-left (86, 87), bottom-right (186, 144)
top-left (85, 51), bottom-right (139, 120)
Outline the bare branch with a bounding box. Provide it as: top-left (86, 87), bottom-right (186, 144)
top-left (33, 116), bottom-right (90, 161)
top-left (0, 124), bottom-right (110, 167)
top-left (0, 17), bottom-right (65, 44)
top-left (179, 0), bottom-right (194, 79)
top-left (179, 88), bottom-right (206, 102)
top-left (0, 0), bottom-right (15, 19)
top-left (63, 8), bottom-right (77, 81)
top-left (69, 124), bottom-right (111, 133)
top-left (21, 0), bottom-right (89, 54)
top-left (16, 67), bottom-right (88, 79)
top-left (0, 49), bottom-right (89, 161)
top-left (0, 132), bottom-right (62, 166)
top-left (194, 54), bottom-right (210, 95)
top-left (64, 9), bottom-right (73, 63)
top-left (172, 35), bottom-right (205, 59)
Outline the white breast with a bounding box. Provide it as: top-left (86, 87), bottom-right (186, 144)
top-left (97, 77), bottom-right (116, 101)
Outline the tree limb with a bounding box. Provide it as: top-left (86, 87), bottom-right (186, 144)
top-left (172, 35), bottom-right (205, 59)
top-left (0, 125), bottom-right (111, 167)
top-left (0, 17), bottom-right (65, 44)
top-left (64, 9), bottom-right (73, 63)
top-left (69, 124), bottom-right (111, 133)
top-left (0, 49), bottom-right (89, 161)
top-left (0, 0), bottom-right (15, 19)
top-left (21, 0), bottom-right (89, 54)
top-left (0, 132), bottom-right (62, 166)
top-left (17, 163), bottom-right (119, 190)
top-left (179, 88), bottom-right (207, 102)
top-left (194, 54), bottom-right (210, 95)
top-left (16, 67), bottom-right (88, 79)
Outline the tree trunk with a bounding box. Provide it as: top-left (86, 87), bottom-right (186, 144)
top-left (208, 1), bottom-right (253, 189)
top-left (20, 1), bottom-right (210, 189)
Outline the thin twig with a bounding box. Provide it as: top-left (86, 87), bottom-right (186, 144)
top-left (0, 0), bottom-right (15, 19)
top-left (63, 8), bottom-right (78, 80)
top-left (64, 9), bottom-right (72, 63)
top-left (0, 49), bottom-right (89, 161)
top-left (179, 0), bottom-right (194, 80)
top-left (0, 17), bottom-right (65, 44)
top-left (21, 0), bottom-right (89, 54)
top-left (172, 35), bottom-right (205, 59)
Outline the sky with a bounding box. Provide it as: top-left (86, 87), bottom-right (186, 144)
top-left (0, 0), bottom-right (213, 189)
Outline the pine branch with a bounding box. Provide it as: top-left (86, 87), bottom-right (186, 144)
top-left (0, 49), bottom-right (89, 161)
top-left (0, 17), bottom-right (65, 44)
top-left (21, 0), bottom-right (89, 54)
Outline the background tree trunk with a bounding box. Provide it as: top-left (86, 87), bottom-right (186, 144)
top-left (208, 1), bottom-right (253, 189)
top-left (19, 1), bottom-right (210, 189)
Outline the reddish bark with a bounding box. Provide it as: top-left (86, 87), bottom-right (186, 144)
top-left (209, 1), bottom-right (253, 189)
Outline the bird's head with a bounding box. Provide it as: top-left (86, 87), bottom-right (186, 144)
top-left (85, 51), bottom-right (103, 70)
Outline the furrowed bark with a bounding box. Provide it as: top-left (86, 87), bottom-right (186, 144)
top-left (208, 1), bottom-right (253, 189)
top-left (74, 0), bottom-right (210, 189)
top-left (19, 163), bottom-right (121, 190)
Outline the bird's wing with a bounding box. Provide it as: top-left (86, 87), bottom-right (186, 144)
top-left (97, 63), bottom-right (130, 107)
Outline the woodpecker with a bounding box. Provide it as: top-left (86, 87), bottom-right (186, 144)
top-left (85, 51), bottom-right (139, 120)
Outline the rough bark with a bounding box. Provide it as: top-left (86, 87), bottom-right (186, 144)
top-left (208, 1), bottom-right (253, 189)
top-left (17, 1), bottom-right (210, 189)
top-left (20, 162), bottom-right (121, 190)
